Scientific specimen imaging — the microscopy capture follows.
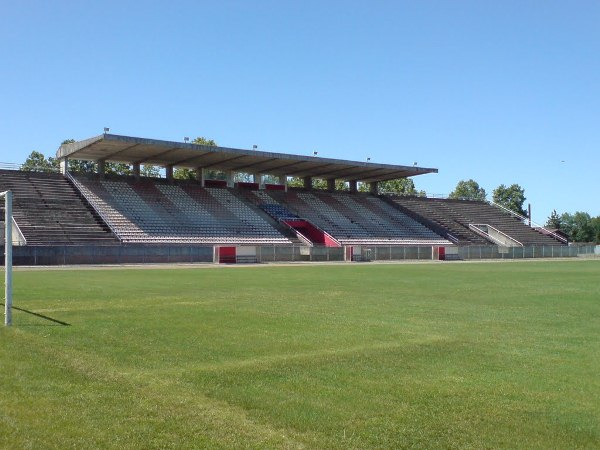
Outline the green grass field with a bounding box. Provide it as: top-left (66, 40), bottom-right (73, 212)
top-left (1, 260), bottom-right (599, 449)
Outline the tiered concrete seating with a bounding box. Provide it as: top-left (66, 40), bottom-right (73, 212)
top-left (263, 190), bottom-right (449, 245)
top-left (0, 170), bottom-right (117, 245)
top-left (71, 174), bottom-right (292, 245)
top-left (388, 196), bottom-right (489, 245)
top-left (390, 196), bottom-right (564, 246)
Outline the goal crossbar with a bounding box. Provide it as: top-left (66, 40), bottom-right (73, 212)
top-left (1, 190), bottom-right (13, 326)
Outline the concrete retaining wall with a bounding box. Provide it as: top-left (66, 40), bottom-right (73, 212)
top-left (3, 245), bottom-right (214, 265)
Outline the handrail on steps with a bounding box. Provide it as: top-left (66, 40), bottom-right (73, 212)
top-left (469, 223), bottom-right (523, 247)
top-left (279, 219), bottom-right (313, 247)
top-left (11, 217), bottom-right (27, 246)
top-left (280, 217), bottom-right (342, 247)
top-left (488, 200), bottom-right (568, 244)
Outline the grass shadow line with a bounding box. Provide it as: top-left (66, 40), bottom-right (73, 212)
top-left (1, 302), bottom-right (71, 326)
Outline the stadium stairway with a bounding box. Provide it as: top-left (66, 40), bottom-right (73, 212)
top-left (236, 189), bottom-right (337, 246)
top-left (263, 189), bottom-right (450, 246)
top-left (227, 188), bottom-right (305, 245)
top-left (0, 170), bottom-right (118, 245)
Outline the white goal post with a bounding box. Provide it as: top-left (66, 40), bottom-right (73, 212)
top-left (1, 190), bottom-right (12, 326)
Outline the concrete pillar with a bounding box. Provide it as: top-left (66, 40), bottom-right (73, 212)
top-left (303, 176), bottom-right (312, 190)
top-left (59, 158), bottom-right (68, 175)
top-left (349, 180), bottom-right (358, 193)
top-left (165, 165), bottom-right (173, 181)
top-left (279, 175), bottom-right (288, 192)
top-left (226, 170), bottom-right (234, 188)
top-left (97, 160), bottom-right (106, 179)
top-left (195, 168), bottom-right (205, 187)
top-left (133, 163), bottom-right (140, 180)
top-left (253, 173), bottom-right (265, 189)
top-left (327, 178), bottom-right (336, 192)
top-left (370, 181), bottom-right (379, 195)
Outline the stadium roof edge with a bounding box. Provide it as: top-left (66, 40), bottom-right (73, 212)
top-left (56, 134), bottom-right (438, 182)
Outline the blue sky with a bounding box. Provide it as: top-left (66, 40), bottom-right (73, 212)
top-left (1, 1), bottom-right (598, 223)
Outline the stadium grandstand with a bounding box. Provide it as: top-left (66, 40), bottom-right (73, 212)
top-left (0, 133), bottom-right (576, 265)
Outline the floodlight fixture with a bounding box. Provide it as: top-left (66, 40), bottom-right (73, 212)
top-left (184, 137), bottom-right (190, 143)
top-left (413, 161), bottom-right (418, 166)
top-left (366, 157), bottom-right (371, 162)
top-left (313, 151), bottom-right (318, 156)
top-left (253, 145), bottom-right (257, 150)
top-left (104, 127), bottom-right (110, 134)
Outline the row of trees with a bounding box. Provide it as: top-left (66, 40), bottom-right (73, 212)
top-left (286, 177), bottom-right (425, 196)
top-left (547, 210), bottom-right (600, 243)
top-left (448, 179), bottom-right (527, 216)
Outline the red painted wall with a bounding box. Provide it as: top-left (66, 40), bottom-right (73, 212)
top-left (283, 220), bottom-right (340, 247)
top-left (219, 246), bottom-right (236, 263)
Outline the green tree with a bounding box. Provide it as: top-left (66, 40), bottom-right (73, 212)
top-left (546, 210), bottom-right (562, 229)
top-left (191, 137), bottom-right (216, 147)
top-left (449, 179), bottom-right (487, 201)
top-left (234, 173), bottom-right (254, 183)
top-left (21, 151), bottom-right (58, 172)
top-left (174, 167), bottom-right (196, 180)
top-left (262, 174), bottom-right (282, 185)
top-left (174, 136), bottom-right (218, 180)
top-left (287, 177), bottom-right (346, 190)
top-left (69, 160), bottom-right (98, 173)
top-left (560, 212), bottom-right (595, 242)
top-left (492, 184), bottom-right (526, 216)
top-left (376, 178), bottom-right (424, 195)
top-left (592, 216), bottom-right (600, 244)
top-left (104, 163), bottom-right (132, 176)
top-left (287, 177), bottom-right (304, 188)
top-left (140, 165), bottom-right (161, 178)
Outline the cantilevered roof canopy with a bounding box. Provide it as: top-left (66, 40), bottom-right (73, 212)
top-left (57, 134), bottom-right (437, 183)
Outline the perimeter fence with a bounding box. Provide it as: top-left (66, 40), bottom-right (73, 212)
top-left (2, 244), bottom-right (596, 266)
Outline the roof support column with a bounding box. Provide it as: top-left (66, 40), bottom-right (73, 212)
top-left (165, 165), bottom-right (173, 182)
top-left (370, 181), bottom-right (379, 195)
top-left (133, 163), bottom-right (140, 180)
top-left (195, 168), bottom-right (205, 187)
top-left (226, 171), bottom-right (234, 188)
top-left (303, 176), bottom-right (312, 190)
top-left (279, 176), bottom-right (288, 192)
top-left (59, 157), bottom-right (68, 175)
top-left (253, 173), bottom-right (265, 189)
top-left (327, 178), bottom-right (336, 192)
top-left (349, 180), bottom-right (358, 193)
top-left (97, 159), bottom-right (106, 179)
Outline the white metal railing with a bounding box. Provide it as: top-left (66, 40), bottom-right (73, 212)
top-left (488, 200), bottom-right (568, 244)
top-left (0, 162), bottom-right (22, 171)
top-left (469, 223), bottom-right (523, 247)
top-left (280, 218), bottom-right (342, 247)
top-left (279, 220), bottom-right (313, 247)
top-left (11, 217), bottom-right (27, 246)
top-left (444, 232), bottom-right (459, 244)
top-left (0, 162), bottom-right (61, 172)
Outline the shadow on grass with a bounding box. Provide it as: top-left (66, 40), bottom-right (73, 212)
top-left (1, 302), bottom-right (70, 326)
